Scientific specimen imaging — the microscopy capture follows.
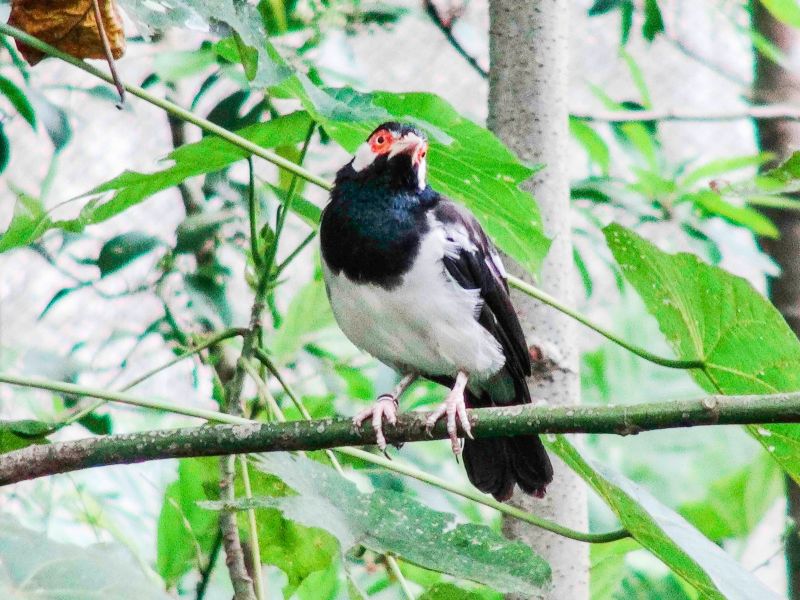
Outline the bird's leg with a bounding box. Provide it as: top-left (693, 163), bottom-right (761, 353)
top-left (353, 373), bottom-right (418, 452)
top-left (425, 371), bottom-right (472, 455)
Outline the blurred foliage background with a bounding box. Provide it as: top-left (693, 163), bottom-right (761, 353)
top-left (1, 0), bottom-right (799, 598)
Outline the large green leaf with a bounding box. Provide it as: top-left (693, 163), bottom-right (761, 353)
top-left (272, 69), bottom-right (550, 271)
top-left (552, 437), bottom-right (779, 600)
top-left (78, 111), bottom-right (313, 232)
top-left (203, 454), bottom-right (550, 594)
top-left (604, 224), bottom-right (800, 481)
top-left (0, 515), bottom-right (172, 599)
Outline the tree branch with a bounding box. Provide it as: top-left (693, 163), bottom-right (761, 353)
top-left (570, 104), bottom-right (800, 122)
top-left (2, 392), bottom-right (800, 486)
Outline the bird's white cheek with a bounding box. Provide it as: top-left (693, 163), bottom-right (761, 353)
top-left (417, 159), bottom-right (427, 190)
top-left (351, 143), bottom-right (376, 172)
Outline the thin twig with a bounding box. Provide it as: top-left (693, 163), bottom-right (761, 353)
top-left (386, 554), bottom-right (415, 600)
top-left (423, 0), bottom-right (487, 79)
top-left (90, 0), bottom-right (124, 107)
top-left (196, 529), bottom-right (223, 600)
top-left (506, 275), bottom-right (705, 369)
top-left (570, 104), bottom-right (800, 122)
top-left (58, 328), bottom-right (245, 427)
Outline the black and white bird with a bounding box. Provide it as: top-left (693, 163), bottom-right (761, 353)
top-left (320, 122), bottom-right (553, 501)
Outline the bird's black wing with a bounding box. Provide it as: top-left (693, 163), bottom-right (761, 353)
top-left (433, 200), bottom-right (531, 388)
top-left (433, 199), bottom-right (552, 500)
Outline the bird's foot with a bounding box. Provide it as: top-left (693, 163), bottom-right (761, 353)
top-left (353, 394), bottom-right (398, 453)
top-left (425, 371), bottom-right (472, 455)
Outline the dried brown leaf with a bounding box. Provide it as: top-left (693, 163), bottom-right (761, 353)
top-left (8, 0), bottom-right (125, 65)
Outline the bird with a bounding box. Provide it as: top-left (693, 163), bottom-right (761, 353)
top-left (319, 121), bottom-right (553, 501)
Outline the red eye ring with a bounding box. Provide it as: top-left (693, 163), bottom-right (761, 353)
top-left (370, 130), bottom-right (393, 153)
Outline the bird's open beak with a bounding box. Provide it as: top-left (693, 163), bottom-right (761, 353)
top-left (389, 133), bottom-right (426, 163)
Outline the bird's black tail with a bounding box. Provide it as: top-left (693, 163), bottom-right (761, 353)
top-left (462, 434), bottom-right (553, 502)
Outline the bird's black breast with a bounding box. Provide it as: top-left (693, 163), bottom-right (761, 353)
top-left (320, 178), bottom-right (438, 289)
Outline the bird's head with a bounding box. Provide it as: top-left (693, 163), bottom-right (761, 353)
top-left (341, 122), bottom-right (429, 192)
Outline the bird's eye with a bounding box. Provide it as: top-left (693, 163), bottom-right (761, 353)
top-left (376, 135), bottom-right (385, 144)
top-left (420, 149), bottom-right (427, 158)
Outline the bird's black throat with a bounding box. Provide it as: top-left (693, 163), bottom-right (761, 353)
top-left (321, 160), bottom-right (439, 289)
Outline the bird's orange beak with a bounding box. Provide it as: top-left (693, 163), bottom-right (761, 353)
top-left (389, 133), bottom-right (427, 164)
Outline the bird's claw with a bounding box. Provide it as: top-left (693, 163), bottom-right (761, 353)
top-left (425, 386), bottom-right (473, 455)
top-left (353, 394), bottom-right (398, 453)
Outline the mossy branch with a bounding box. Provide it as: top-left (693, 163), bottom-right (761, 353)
top-left (1, 387), bottom-right (798, 487)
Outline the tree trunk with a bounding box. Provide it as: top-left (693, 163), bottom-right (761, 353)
top-left (488, 1), bottom-right (589, 599)
top-left (752, 2), bottom-right (800, 597)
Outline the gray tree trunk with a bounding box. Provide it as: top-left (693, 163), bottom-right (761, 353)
top-left (488, 1), bottom-right (589, 599)
top-left (752, 3), bottom-right (800, 598)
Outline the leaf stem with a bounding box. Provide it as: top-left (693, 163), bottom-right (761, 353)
top-left (261, 123), bottom-right (316, 288)
top-left (247, 157), bottom-right (262, 269)
top-left (239, 456), bottom-right (265, 600)
top-left (0, 23), bottom-right (332, 192)
top-left (506, 275), bottom-right (705, 369)
top-left (386, 554), bottom-right (415, 600)
top-left (273, 231), bottom-right (317, 278)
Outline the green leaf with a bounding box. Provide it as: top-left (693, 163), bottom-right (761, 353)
top-left (642, 0), bottom-right (664, 41)
top-left (687, 191), bottom-right (779, 238)
top-left (156, 458), bottom-right (219, 586)
top-left (590, 538), bottom-right (641, 600)
top-left (152, 46), bottom-right (217, 82)
top-left (569, 118), bottom-right (610, 175)
top-left (30, 92), bottom-right (71, 151)
top-left (680, 153), bottom-right (772, 190)
top-left (759, 0), bottom-right (800, 27)
top-left (419, 582), bottom-right (499, 600)
top-left (0, 419), bottom-right (53, 454)
top-left (203, 453), bottom-right (551, 594)
top-left (290, 562), bottom-right (341, 600)
top-left (270, 276), bottom-right (335, 362)
top-left (680, 454), bottom-right (782, 542)
top-left (0, 515), bottom-right (172, 599)
top-left (123, 1), bottom-right (291, 87)
top-left (0, 75), bottom-right (35, 128)
top-left (0, 124), bottom-right (9, 175)
top-left (273, 74), bottom-right (550, 271)
top-left (0, 194), bottom-right (52, 253)
top-left (588, 0), bottom-right (621, 16)
top-left (603, 224), bottom-right (800, 483)
top-left (185, 268), bottom-right (232, 329)
top-left (552, 436), bottom-right (780, 600)
top-left (175, 210), bottom-right (236, 253)
top-left (97, 232), bottom-right (161, 277)
top-left (77, 111), bottom-right (313, 234)
top-left (159, 458), bottom-right (337, 594)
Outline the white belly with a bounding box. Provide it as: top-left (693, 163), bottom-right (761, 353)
top-left (322, 227), bottom-right (505, 381)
